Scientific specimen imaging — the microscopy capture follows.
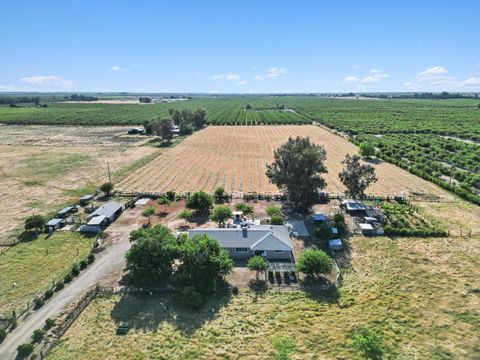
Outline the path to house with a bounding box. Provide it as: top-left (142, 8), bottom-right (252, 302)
top-left (0, 208), bottom-right (141, 360)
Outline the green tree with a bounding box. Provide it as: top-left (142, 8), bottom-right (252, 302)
top-left (24, 215), bottom-right (45, 236)
top-left (351, 326), bottom-right (384, 360)
top-left (210, 206), bottom-right (233, 226)
top-left (17, 343), bottom-right (34, 357)
top-left (214, 186), bottom-right (227, 203)
top-left (272, 336), bottom-right (297, 360)
top-left (32, 328), bottom-right (45, 343)
top-left (177, 234), bottom-right (233, 292)
top-left (359, 142), bottom-right (376, 159)
top-left (192, 107), bottom-right (207, 129)
top-left (0, 327), bottom-right (6, 344)
top-left (296, 249), bottom-right (332, 279)
top-left (247, 256), bottom-right (267, 280)
top-left (157, 196), bottom-right (171, 214)
top-left (339, 154), bottom-right (378, 199)
top-left (100, 181), bottom-right (114, 196)
top-left (186, 191), bottom-right (213, 215)
top-left (235, 203), bottom-right (254, 219)
top-left (169, 108), bottom-right (182, 125)
top-left (265, 205), bottom-right (282, 217)
top-left (177, 208), bottom-right (193, 226)
top-left (155, 117), bottom-right (173, 144)
top-left (125, 225), bottom-right (179, 286)
top-left (141, 206), bottom-right (155, 226)
top-left (270, 215), bottom-right (284, 225)
top-left (266, 137), bottom-right (327, 209)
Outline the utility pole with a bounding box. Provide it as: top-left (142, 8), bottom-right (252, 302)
top-left (107, 161), bottom-right (111, 183)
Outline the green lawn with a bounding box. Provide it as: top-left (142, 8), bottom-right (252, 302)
top-left (0, 232), bottom-right (94, 317)
top-left (47, 236), bottom-right (480, 360)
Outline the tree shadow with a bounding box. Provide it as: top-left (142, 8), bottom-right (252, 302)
top-left (16, 231), bottom-right (39, 242)
top-left (301, 284), bottom-right (341, 305)
top-left (248, 279), bottom-right (268, 302)
top-left (110, 288), bottom-right (233, 336)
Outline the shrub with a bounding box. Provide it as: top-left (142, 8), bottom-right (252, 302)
top-left (63, 273), bottom-right (72, 283)
top-left (265, 205), bottom-right (282, 217)
top-left (180, 286), bottom-right (203, 309)
top-left (270, 215), bottom-right (284, 225)
top-left (87, 253), bottom-right (95, 264)
top-left (55, 281), bottom-right (64, 291)
top-left (100, 182), bottom-right (114, 196)
top-left (10, 319), bottom-right (18, 329)
top-left (186, 191), bottom-right (213, 215)
top-left (79, 259), bottom-right (88, 270)
top-left (210, 205), bottom-right (233, 226)
top-left (351, 326), bottom-right (384, 360)
top-left (32, 328), bottom-right (45, 343)
top-left (0, 327), bottom-right (6, 344)
top-left (165, 190), bottom-right (176, 201)
top-left (45, 318), bottom-right (55, 329)
top-left (34, 298), bottom-right (44, 309)
top-left (44, 289), bottom-right (54, 299)
top-left (71, 264), bottom-right (80, 277)
top-left (17, 343), bottom-right (34, 357)
top-left (214, 187), bottom-right (226, 203)
top-left (272, 336), bottom-right (297, 360)
top-left (232, 286), bottom-right (239, 295)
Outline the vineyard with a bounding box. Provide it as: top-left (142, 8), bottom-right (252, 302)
top-left (117, 125), bottom-right (451, 198)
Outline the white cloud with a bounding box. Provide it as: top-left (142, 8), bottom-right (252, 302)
top-left (462, 77), bottom-right (480, 86)
top-left (20, 75), bottom-right (74, 89)
top-left (110, 65), bottom-right (126, 72)
top-left (344, 76), bottom-right (359, 82)
top-left (254, 66), bottom-right (287, 80)
top-left (211, 73), bottom-right (240, 81)
top-left (343, 70), bottom-right (389, 84)
top-left (237, 80), bottom-right (247, 85)
top-left (417, 66), bottom-right (447, 80)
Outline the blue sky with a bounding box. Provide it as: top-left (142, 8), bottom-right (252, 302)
top-left (1, 0), bottom-right (479, 93)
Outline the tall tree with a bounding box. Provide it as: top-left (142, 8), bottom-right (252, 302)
top-left (177, 234), bottom-right (233, 292)
top-left (142, 206), bottom-right (155, 226)
top-left (155, 117), bottom-right (173, 143)
top-left (25, 215), bottom-right (45, 236)
top-left (339, 154), bottom-right (378, 199)
top-left (351, 326), bottom-right (384, 360)
top-left (125, 225), bottom-right (179, 285)
top-left (266, 137), bottom-right (327, 209)
top-left (192, 107), bottom-right (207, 129)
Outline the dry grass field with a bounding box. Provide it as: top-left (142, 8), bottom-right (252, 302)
top-left (0, 125), bottom-right (159, 245)
top-left (117, 125), bottom-right (451, 198)
top-left (47, 235), bottom-right (480, 360)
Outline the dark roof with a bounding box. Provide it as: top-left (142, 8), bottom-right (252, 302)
top-left (57, 206), bottom-right (74, 215)
top-left (188, 225), bottom-right (293, 251)
top-left (46, 218), bottom-right (64, 226)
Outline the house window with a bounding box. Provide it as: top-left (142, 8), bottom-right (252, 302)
top-left (235, 247), bottom-right (248, 253)
top-left (274, 250), bottom-right (284, 253)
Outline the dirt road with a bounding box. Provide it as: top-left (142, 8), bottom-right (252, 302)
top-left (0, 208), bottom-right (142, 359)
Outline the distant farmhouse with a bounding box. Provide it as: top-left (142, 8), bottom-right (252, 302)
top-left (189, 225), bottom-right (294, 261)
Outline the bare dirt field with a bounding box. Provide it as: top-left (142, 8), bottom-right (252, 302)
top-left (0, 143), bottom-right (158, 244)
top-left (118, 125), bottom-right (452, 198)
top-left (0, 124), bottom-right (147, 147)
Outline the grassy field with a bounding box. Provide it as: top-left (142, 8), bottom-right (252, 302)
top-left (47, 235), bottom-right (480, 359)
top-left (0, 232), bottom-right (94, 317)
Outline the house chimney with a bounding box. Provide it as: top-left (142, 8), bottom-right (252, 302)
top-left (242, 226), bottom-right (248, 237)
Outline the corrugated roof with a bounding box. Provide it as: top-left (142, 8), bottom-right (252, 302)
top-left (188, 225), bottom-right (293, 251)
top-left (58, 206), bottom-right (74, 215)
top-left (87, 201), bottom-right (123, 219)
top-left (46, 218), bottom-right (64, 226)
top-left (87, 215), bottom-right (107, 226)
